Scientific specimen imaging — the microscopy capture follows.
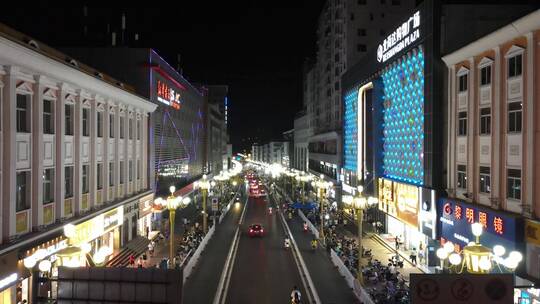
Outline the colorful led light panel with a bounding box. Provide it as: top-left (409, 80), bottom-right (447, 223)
top-left (381, 49), bottom-right (424, 185)
top-left (343, 88), bottom-right (358, 172)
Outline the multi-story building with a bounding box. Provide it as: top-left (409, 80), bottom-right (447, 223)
top-left (0, 24), bottom-right (156, 303)
top-left (442, 9), bottom-right (540, 281)
top-left (293, 110), bottom-right (310, 172)
top-left (307, 0), bottom-right (415, 183)
top-left (251, 144), bottom-right (261, 163)
top-left (62, 48), bottom-right (206, 197)
top-left (205, 85), bottom-right (229, 174)
top-left (282, 130), bottom-right (294, 168)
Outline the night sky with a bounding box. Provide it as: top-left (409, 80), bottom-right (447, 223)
top-left (0, 1), bottom-right (326, 153)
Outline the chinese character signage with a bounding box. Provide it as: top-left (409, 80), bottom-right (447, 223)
top-left (437, 198), bottom-right (523, 250)
top-left (377, 11), bottom-right (421, 63)
top-left (157, 79), bottom-right (182, 110)
top-left (378, 178), bottom-right (419, 228)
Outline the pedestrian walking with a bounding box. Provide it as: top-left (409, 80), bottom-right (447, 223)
top-left (395, 236), bottom-right (400, 250)
top-left (410, 248), bottom-right (417, 265)
top-left (145, 226), bottom-right (149, 239)
top-left (129, 254), bottom-right (135, 267)
top-left (148, 242), bottom-right (154, 256)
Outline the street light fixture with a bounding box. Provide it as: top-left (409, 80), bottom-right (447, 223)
top-left (197, 175), bottom-right (211, 233)
top-left (343, 190), bottom-right (377, 283)
top-left (156, 185), bottom-right (181, 268)
top-left (312, 175), bottom-right (333, 245)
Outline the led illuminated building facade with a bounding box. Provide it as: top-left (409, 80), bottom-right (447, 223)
top-left (62, 48), bottom-right (206, 196)
top-left (342, 2), bottom-right (442, 268)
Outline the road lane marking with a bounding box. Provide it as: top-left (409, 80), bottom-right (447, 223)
top-left (273, 192), bottom-right (321, 304)
top-left (213, 194), bottom-right (248, 304)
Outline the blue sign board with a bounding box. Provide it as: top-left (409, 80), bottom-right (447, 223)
top-left (436, 198), bottom-right (523, 251)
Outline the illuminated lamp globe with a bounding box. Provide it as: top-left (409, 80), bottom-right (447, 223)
top-left (479, 259), bottom-right (492, 271)
top-left (493, 245), bottom-right (506, 257)
top-left (443, 242), bottom-right (455, 254)
top-left (232, 181), bottom-right (238, 186)
top-left (504, 257), bottom-right (519, 269)
top-left (448, 253), bottom-right (462, 266)
top-left (23, 257), bottom-right (36, 269)
top-left (93, 252), bottom-right (105, 265)
top-left (169, 186), bottom-right (176, 195)
top-left (182, 197), bottom-right (192, 205)
top-left (357, 186), bottom-right (364, 193)
top-left (38, 260), bottom-right (51, 272)
top-left (471, 223), bottom-right (483, 237)
top-left (81, 243), bottom-right (92, 254)
top-left (203, 174), bottom-right (207, 180)
top-left (211, 181), bottom-right (216, 187)
top-left (325, 214), bottom-right (330, 220)
top-left (509, 251), bottom-right (523, 263)
top-left (64, 223), bottom-right (76, 238)
top-left (436, 248), bottom-right (448, 260)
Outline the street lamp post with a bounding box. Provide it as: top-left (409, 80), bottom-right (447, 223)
top-left (343, 190), bottom-right (377, 283)
top-left (197, 175), bottom-right (211, 234)
top-left (313, 175), bottom-right (333, 244)
top-left (161, 186), bottom-right (179, 268)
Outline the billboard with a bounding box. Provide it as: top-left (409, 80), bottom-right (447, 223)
top-left (378, 178), bottom-right (419, 228)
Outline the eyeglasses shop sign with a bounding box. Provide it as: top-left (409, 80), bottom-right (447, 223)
top-left (377, 11), bottom-right (421, 63)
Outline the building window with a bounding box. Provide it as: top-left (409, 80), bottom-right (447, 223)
top-left (129, 160), bottom-right (133, 182)
top-left (109, 114), bottom-right (115, 138)
top-left (369, 13), bottom-right (374, 21)
top-left (480, 65), bottom-right (491, 86)
top-left (82, 164), bottom-right (89, 194)
top-left (458, 111), bottom-right (467, 136)
top-left (508, 54), bottom-right (522, 78)
top-left (357, 44), bottom-right (366, 52)
top-left (392, 0), bottom-right (400, 4)
top-left (109, 162), bottom-right (114, 187)
top-left (97, 163), bottom-right (103, 190)
top-left (457, 165), bottom-right (467, 189)
top-left (381, 0), bottom-right (386, 3)
top-left (120, 117), bottom-right (125, 139)
top-left (65, 166), bottom-right (74, 198)
top-left (334, 82), bottom-right (340, 90)
top-left (82, 108), bottom-right (90, 136)
top-left (350, 13), bottom-right (354, 21)
top-left (16, 171), bottom-right (30, 212)
top-left (16, 94), bottom-right (30, 133)
top-left (65, 104), bottom-right (74, 136)
top-left (97, 112), bottom-right (103, 138)
top-left (357, 28), bottom-right (366, 36)
top-left (129, 119), bottom-right (133, 139)
top-left (458, 74), bottom-right (468, 92)
top-left (479, 107), bottom-right (491, 135)
top-left (507, 169), bottom-right (521, 200)
top-left (137, 160), bottom-right (141, 180)
top-left (43, 99), bottom-right (54, 134)
top-left (479, 166), bottom-right (490, 193)
top-left (358, 0), bottom-right (366, 4)
top-left (120, 161), bottom-right (125, 184)
top-left (508, 102), bottom-right (522, 133)
top-left (137, 120), bottom-right (141, 140)
top-left (43, 168), bottom-right (54, 204)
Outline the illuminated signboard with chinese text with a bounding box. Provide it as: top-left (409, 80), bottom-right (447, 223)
top-left (69, 206), bottom-right (124, 246)
top-left (377, 11), bottom-right (421, 63)
top-left (378, 178), bottom-right (419, 228)
top-left (157, 80), bottom-right (182, 110)
top-left (437, 198), bottom-right (523, 251)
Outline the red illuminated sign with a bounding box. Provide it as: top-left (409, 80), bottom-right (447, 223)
top-left (479, 212), bottom-right (488, 228)
top-left (494, 217), bottom-right (504, 235)
top-left (157, 80), bottom-right (181, 110)
top-left (454, 205), bottom-right (462, 220)
top-left (465, 208), bottom-right (474, 224)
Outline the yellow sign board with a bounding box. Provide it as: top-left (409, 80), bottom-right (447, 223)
top-left (526, 220), bottom-right (540, 246)
top-left (69, 207), bottom-right (123, 246)
top-left (378, 178), bottom-right (419, 228)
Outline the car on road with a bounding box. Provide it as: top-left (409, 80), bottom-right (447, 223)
top-left (248, 224), bottom-right (264, 237)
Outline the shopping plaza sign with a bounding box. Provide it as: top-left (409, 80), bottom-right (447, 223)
top-left (437, 198), bottom-right (523, 251)
top-left (157, 80), bottom-right (182, 110)
top-left (377, 11), bottom-right (421, 63)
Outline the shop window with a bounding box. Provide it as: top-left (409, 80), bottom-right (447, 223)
top-left (457, 164), bottom-right (467, 189)
top-left (82, 108), bottom-right (90, 136)
top-left (508, 102), bottom-right (522, 133)
top-left (480, 65), bottom-right (491, 86)
top-left (16, 171), bottom-right (30, 211)
top-left (65, 104), bottom-right (74, 136)
top-left (458, 74), bottom-right (468, 92)
top-left (43, 168), bottom-right (54, 203)
top-left (65, 166), bottom-right (74, 198)
top-left (508, 54), bottom-right (522, 78)
top-left (479, 107), bottom-right (491, 135)
top-left (507, 169), bottom-right (521, 200)
top-left (82, 164), bottom-right (89, 194)
top-left (458, 111), bottom-right (467, 136)
top-left (97, 111), bottom-right (103, 138)
top-left (43, 99), bottom-right (54, 134)
top-left (97, 163), bottom-right (103, 190)
top-left (479, 166), bottom-right (490, 193)
top-left (16, 94), bottom-right (30, 133)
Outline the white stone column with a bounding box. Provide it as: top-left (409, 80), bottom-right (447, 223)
top-left (32, 75), bottom-right (45, 226)
top-left (55, 83), bottom-right (66, 219)
top-left (2, 66), bottom-right (17, 238)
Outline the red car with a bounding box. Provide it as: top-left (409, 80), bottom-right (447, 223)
top-left (248, 224), bottom-right (264, 237)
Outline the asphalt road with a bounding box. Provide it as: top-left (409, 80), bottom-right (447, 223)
top-left (182, 189), bottom-right (246, 304)
top-left (225, 194), bottom-right (307, 304)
